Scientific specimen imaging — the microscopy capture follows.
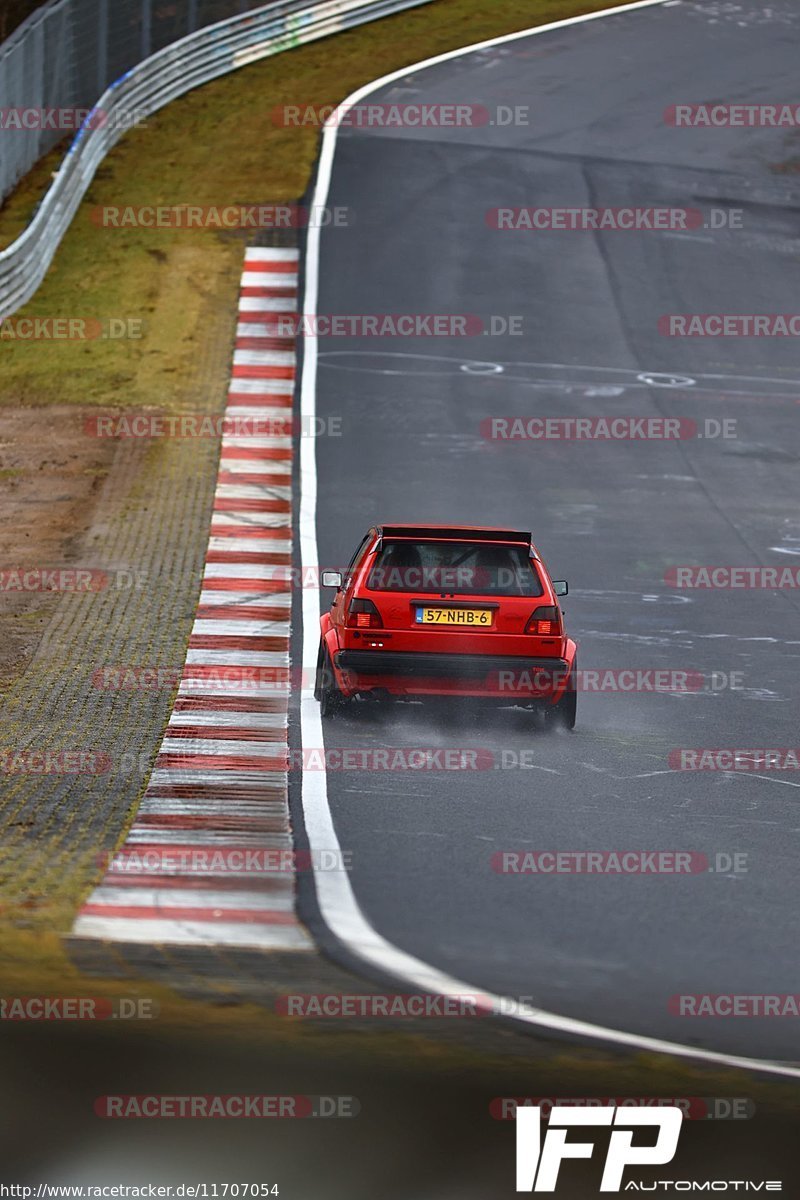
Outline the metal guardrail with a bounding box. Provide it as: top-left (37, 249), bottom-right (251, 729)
top-left (0, 0), bottom-right (435, 320)
top-left (0, 0), bottom-right (280, 207)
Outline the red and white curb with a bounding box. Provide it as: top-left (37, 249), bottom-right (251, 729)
top-left (73, 246), bottom-right (311, 951)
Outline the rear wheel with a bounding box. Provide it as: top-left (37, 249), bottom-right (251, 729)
top-left (545, 660), bottom-right (577, 731)
top-left (316, 641), bottom-right (345, 719)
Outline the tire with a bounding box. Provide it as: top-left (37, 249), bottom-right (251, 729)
top-left (313, 640), bottom-right (325, 702)
top-left (316, 641), bottom-right (345, 719)
top-left (545, 659), bottom-right (577, 731)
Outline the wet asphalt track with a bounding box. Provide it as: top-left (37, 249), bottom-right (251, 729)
top-left (297, 0), bottom-right (800, 1062)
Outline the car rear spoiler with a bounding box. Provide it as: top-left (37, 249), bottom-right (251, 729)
top-left (377, 526), bottom-right (532, 545)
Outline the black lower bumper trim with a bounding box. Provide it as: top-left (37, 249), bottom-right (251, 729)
top-left (335, 650), bottom-right (568, 680)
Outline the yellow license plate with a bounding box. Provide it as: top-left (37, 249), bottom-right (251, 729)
top-left (416, 606), bottom-right (493, 627)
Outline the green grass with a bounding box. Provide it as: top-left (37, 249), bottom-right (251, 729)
top-left (0, 0), bottom-right (632, 410)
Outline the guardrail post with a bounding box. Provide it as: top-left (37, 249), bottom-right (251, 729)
top-left (187, 0), bottom-right (198, 35)
top-left (140, 0), bottom-right (152, 60)
top-left (97, 0), bottom-right (108, 98)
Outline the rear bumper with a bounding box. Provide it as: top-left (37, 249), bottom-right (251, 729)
top-left (335, 650), bottom-right (569, 689)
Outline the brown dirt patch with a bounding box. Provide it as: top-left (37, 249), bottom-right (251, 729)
top-left (0, 407), bottom-right (122, 686)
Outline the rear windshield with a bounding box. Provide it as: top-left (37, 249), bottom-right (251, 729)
top-left (366, 540), bottom-right (543, 597)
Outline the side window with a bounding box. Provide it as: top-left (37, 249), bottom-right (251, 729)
top-left (344, 531), bottom-right (374, 590)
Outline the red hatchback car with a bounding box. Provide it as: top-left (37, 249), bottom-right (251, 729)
top-left (315, 525), bottom-right (577, 728)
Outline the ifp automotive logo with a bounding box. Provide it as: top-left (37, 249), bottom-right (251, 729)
top-left (514, 1105), bottom-right (783, 1192)
top-left (516, 1105), bottom-right (682, 1192)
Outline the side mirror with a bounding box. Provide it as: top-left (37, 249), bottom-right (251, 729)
top-left (553, 580), bottom-right (568, 597)
top-left (321, 570), bottom-right (343, 589)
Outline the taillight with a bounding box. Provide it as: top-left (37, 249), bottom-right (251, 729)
top-left (525, 606), bottom-right (561, 636)
top-left (348, 598), bottom-right (383, 629)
